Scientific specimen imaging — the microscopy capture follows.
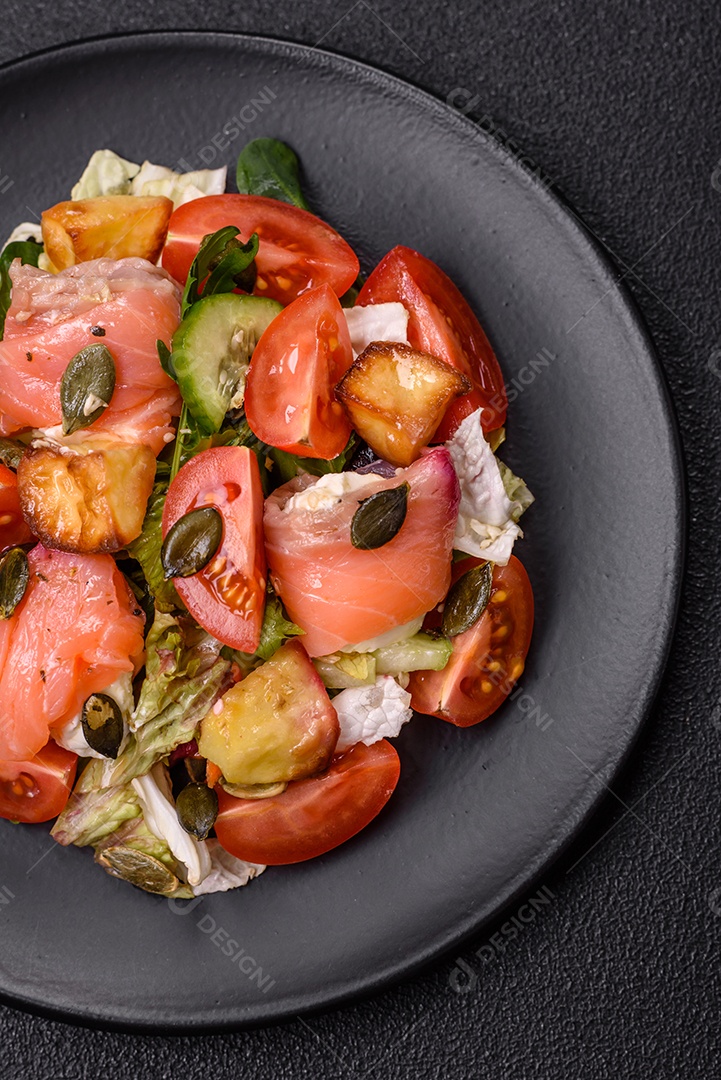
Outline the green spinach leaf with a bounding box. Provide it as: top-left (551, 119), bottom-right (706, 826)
top-left (236, 138), bottom-right (310, 210)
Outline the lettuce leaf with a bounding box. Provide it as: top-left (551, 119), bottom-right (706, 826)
top-left (71, 149), bottom-right (139, 198)
top-left (126, 481), bottom-right (182, 613)
top-left (102, 612), bottom-right (231, 785)
top-left (70, 149), bottom-right (226, 208)
top-left (51, 772), bottom-right (141, 847)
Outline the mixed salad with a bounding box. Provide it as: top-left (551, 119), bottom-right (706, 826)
top-left (0, 139), bottom-right (534, 897)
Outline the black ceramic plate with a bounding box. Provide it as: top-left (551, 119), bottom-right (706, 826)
top-left (0, 32), bottom-right (683, 1031)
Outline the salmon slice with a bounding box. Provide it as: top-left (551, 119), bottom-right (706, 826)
top-left (264, 446), bottom-right (460, 657)
top-left (0, 257), bottom-right (181, 454)
top-left (0, 544), bottom-right (145, 761)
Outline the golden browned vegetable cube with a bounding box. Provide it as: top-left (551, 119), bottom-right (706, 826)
top-left (336, 341), bottom-right (471, 466)
top-left (41, 195), bottom-right (173, 271)
top-left (17, 436), bottom-right (156, 553)
top-left (199, 640), bottom-right (339, 785)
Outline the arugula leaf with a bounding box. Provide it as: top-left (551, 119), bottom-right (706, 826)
top-left (180, 226), bottom-right (258, 315)
top-left (126, 481), bottom-right (183, 613)
top-left (266, 434), bottom-right (358, 486)
top-left (0, 240), bottom-right (42, 339)
top-left (204, 233), bottom-right (258, 296)
top-left (156, 338), bottom-right (175, 380)
top-left (236, 138), bottom-right (310, 210)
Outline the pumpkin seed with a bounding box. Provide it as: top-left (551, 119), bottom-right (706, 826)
top-left (97, 846), bottom-right (180, 895)
top-left (161, 506), bottom-right (223, 579)
top-left (220, 780), bottom-right (288, 800)
top-left (442, 561), bottom-right (493, 637)
top-left (60, 344), bottom-right (116, 435)
top-left (176, 783), bottom-right (218, 841)
top-left (0, 547), bottom-right (29, 619)
top-left (0, 436), bottom-right (25, 470)
top-left (350, 482), bottom-right (409, 550)
top-left (185, 756), bottom-right (207, 784)
top-left (81, 692), bottom-right (125, 758)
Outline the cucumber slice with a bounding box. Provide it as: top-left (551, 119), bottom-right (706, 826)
top-left (171, 293), bottom-right (282, 434)
top-left (374, 633), bottom-right (452, 675)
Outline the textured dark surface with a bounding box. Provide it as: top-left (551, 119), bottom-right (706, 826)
top-left (0, 1), bottom-right (717, 1076)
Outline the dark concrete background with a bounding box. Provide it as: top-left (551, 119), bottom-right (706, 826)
top-left (1, 2), bottom-right (719, 1076)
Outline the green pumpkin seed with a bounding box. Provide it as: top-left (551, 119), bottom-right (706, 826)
top-left (81, 692), bottom-right (125, 759)
top-left (220, 780), bottom-right (288, 800)
top-left (97, 845), bottom-right (180, 895)
top-left (60, 344), bottom-right (116, 435)
top-left (185, 756), bottom-right (207, 784)
top-left (176, 783), bottom-right (219, 841)
top-left (0, 547), bottom-right (29, 619)
top-left (161, 506), bottom-right (223, 579)
top-left (442, 561), bottom-right (494, 637)
top-left (0, 436), bottom-right (25, 470)
top-left (350, 482), bottom-right (409, 550)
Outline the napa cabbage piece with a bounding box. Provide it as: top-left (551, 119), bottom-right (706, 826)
top-left (71, 149), bottom-right (226, 207)
top-left (333, 676), bottom-right (413, 752)
top-left (447, 408), bottom-right (533, 564)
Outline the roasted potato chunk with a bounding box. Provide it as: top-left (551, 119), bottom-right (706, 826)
top-left (199, 639), bottom-right (339, 786)
top-left (336, 341), bottom-right (471, 466)
top-left (41, 195), bottom-right (173, 271)
top-left (17, 437), bottom-right (156, 553)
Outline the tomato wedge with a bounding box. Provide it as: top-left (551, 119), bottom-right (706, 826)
top-left (409, 555), bottom-right (533, 726)
top-left (162, 446), bottom-right (266, 652)
top-left (215, 740), bottom-right (400, 864)
top-left (0, 740), bottom-right (77, 823)
top-left (0, 463), bottom-right (34, 553)
top-left (162, 194), bottom-right (360, 306)
top-left (244, 283), bottom-right (354, 459)
top-left (357, 245), bottom-right (507, 437)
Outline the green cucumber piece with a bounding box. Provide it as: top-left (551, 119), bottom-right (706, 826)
top-left (171, 293), bottom-right (282, 435)
top-left (374, 633), bottom-right (452, 675)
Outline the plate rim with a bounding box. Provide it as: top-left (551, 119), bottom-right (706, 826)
top-left (0, 28), bottom-right (687, 1032)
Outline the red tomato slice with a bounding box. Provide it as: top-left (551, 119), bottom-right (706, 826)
top-left (0, 463), bottom-right (34, 552)
top-left (0, 740), bottom-right (77, 823)
top-left (357, 245), bottom-right (507, 437)
top-left (162, 446), bottom-right (266, 652)
top-left (409, 555), bottom-right (533, 727)
top-left (244, 283), bottom-right (354, 459)
top-left (162, 194), bottom-right (360, 306)
top-left (215, 739), bottom-right (401, 864)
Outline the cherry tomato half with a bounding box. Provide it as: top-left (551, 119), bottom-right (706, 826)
top-left (0, 740), bottom-right (77, 823)
top-left (215, 739), bottom-right (401, 864)
top-left (409, 555), bottom-right (533, 727)
top-left (0, 463), bottom-right (34, 553)
top-left (357, 245), bottom-right (507, 437)
top-left (162, 446), bottom-right (266, 652)
top-left (162, 194), bottom-right (360, 306)
top-left (244, 283), bottom-right (354, 459)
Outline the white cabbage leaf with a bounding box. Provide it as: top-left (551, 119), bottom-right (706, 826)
top-left (192, 840), bottom-right (266, 896)
top-left (447, 409), bottom-right (532, 564)
top-left (343, 302), bottom-right (410, 357)
top-left (333, 675), bottom-right (413, 752)
top-left (132, 764), bottom-right (212, 887)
